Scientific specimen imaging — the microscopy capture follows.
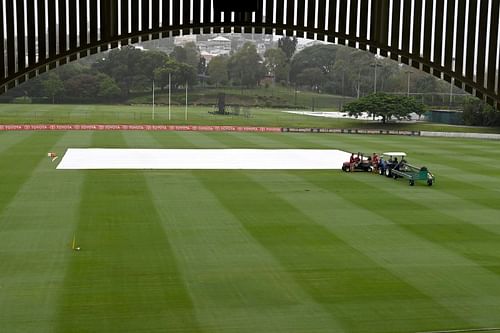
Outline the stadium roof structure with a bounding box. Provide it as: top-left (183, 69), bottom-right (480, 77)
top-left (0, 0), bottom-right (498, 107)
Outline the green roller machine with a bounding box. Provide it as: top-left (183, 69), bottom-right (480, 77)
top-left (390, 163), bottom-right (435, 186)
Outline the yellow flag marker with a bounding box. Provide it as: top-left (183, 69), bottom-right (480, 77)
top-left (72, 235), bottom-right (81, 251)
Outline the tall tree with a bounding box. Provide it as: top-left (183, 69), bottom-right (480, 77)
top-left (56, 62), bottom-right (88, 81)
top-left (228, 42), bottom-right (265, 87)
top-left (296, 68), bottom-right (324, 92)
top-left (183, 42), bottom-right (201, 69)
top-left (198, 57), bottom-right (207, 75)
top-left (41, 73), bottom-right (64, 104)
top-left (170, 46), bottom-right (187, 63)
top-left (289, 44), bottom-right (338, 83)
top-left (333, 48), bottom-right (382, 96)
top-left (141, 50), bottom-right (169, 81)
top-left (278, 36), bottom-right (298, 61)
top-left (64, 74), bottom-right (100, 98)
top-left (171, 42), bottom-right (200, 69)
top-left (175, 62), bottom-right (198, 87)
top-left (263, 48), bottom-right (289, 84)
top-left (207, 55), bottom-right (229, 87)
top-left (96, 73), bottom-right (122, 100)
top-left (462, 97), bottom-right (500, 126)
top-left (154, 58), bottom-right (197, 90)
top-left (92, 46), bottom-right (150, 96)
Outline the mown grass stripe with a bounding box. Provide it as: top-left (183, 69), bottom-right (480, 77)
top-left (0, 132), bottom-right (63, 215)
top-left (201, 132), bottom-right (261, 148)
top-left (249, 170), bottom-right (500, 327)
top-left (55, 131), bottom-right (202, 333)
top-left (0, 131), bottom-right (90, 333)
top-left (295, 171), bottom-right (500, 326)
top-left (196, 170), bottom-right (468, 333)
top-left (138, 131), bottom-right (196, 148)
top-left (149, 170), bottom-right (347, 332)
top-left (0, 132), bottom-right (33, 154)
top-left (130, 131), bottom-right (349, 332)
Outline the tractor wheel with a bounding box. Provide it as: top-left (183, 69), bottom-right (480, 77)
top-left (409, 180), bottom-right (415, 186)
top-left (427, 179), bottom-right (433, 186)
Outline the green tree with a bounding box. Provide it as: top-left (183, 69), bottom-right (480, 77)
top-left (207, 55), bottom-right (229, 87)
top-left (154, 59), bottom-right (197, 90)
top-left (296, 68), bottom-right (324, 92)
top-left (183, 42), bottom-right (201, 69)
top-left (140, 50), bottom-right (169, 81)
top-left (96, 73), bottom-right (122, 100)
top-left (290, 44), bottom-right (338, 84)
top-left (278, 36), bottom-right (298, 61)
top-left (228, 42), bottom-right (265, 87)
top-left (343, 93), bottom-right (426, 123)
top-left (154, 58), bottom-right (179, 90)
top-left (263, 48), bottom-right (289, 84)
top-left (56, 62), bottom-right (88, 81)
top-left (171, 42), bottom-right (200, 69)
top-left (198, 57), bottom-right (207, 75)
top-left (41, 73), bottom-right (64, 103)
top-left (64, 74), bottom-right (100, 98)
top-left (321, 47), bottom-right (372, 96)
top-left (92, 46), bottom-right (150, 96)
top-left (462, 97), bottom-right (500, 126)
top-left (170, 46), bottom-right (187, 63)
top-left (176, 62), bottom-right (198, 87)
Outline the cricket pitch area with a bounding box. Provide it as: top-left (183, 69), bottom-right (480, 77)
top-left (56, 148), bottom-right (351, 169)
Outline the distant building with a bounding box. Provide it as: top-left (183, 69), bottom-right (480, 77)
top-left (208, 36), bottom-right (232, 54)
top-left (174, 35), bottom-right (197, 46)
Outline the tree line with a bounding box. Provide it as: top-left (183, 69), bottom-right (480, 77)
top-left (3, 36), bottom-right (493, 114)
top-left (7, 36), bottom-right (452, 98)
top-left (6, 39), bottom-right (273, 103)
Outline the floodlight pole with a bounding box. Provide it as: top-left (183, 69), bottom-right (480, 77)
top-left (371, 60), bottom-right (383, 93)
top-left (185, 81), bottom-right (188, 121)
top-left (152, 80), bottom-right (155, 120)
top-left (168, 73), bottom-right (171, 121)
top-left (450, 57), bottom-right (455, 106)
top-left (405, 70), bottom-right (412, 97)
top-left (450, 78), bottom-right (454, 105)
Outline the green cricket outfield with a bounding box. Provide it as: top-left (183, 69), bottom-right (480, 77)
top-left (1, 130), bottom-right (500, 333)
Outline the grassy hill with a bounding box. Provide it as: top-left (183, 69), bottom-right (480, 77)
top-left (128, 85), bottom-right (352, 110)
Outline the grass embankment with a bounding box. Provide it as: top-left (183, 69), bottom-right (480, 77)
top-left (1, 131), bottom-right (500, 332)
top-left (128, 85), bottom-right (351, 110)
top-left (1, 103), bottom-right (500, 133)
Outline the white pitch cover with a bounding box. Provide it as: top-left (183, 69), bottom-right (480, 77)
top-left (56, 148), bottom-right (351, 170)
